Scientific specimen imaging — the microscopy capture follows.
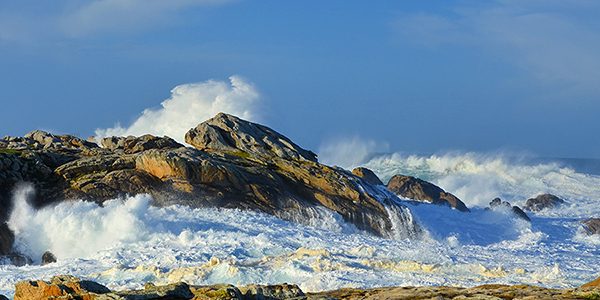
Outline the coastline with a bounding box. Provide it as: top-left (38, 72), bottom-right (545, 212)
top-left (7, 275), bottom-right (600, 300)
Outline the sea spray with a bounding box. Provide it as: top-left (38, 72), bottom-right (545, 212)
top-left (8, 189), bottom-right (151, 262)
top-left (360, 152), bottom-right (600, 208)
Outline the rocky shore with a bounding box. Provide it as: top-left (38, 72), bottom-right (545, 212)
top-left (7, 274), bottom-right (600, 300)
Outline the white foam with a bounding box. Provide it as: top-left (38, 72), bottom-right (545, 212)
top-left (3, 153), bottom-right (600, 297)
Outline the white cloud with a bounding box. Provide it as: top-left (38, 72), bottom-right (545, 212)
top-left (94, 75), bottom-right (263, 143)
top-left (59, 0), bottom-right (238, 37)
top-left (392, 1), bottom-right (600, 95)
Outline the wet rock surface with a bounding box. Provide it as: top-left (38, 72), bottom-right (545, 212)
top-left (580, 217), bottom-right (600, 235)
top-left (486, 198), bottom-right (531, 222)
top-left (523, 193), bottom-right (565, 212)
top-left (386, 174), bottom-right (470, 212)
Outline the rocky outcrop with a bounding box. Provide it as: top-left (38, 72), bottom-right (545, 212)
top-left (352, 167), bottom-right (383, 186)
top-left (185, 112), bottom-right (318, 163)
top-left (101, 134), bottom-right (184, 154)
top-left (0, 113), bottom-right (422, 242)
top-left (386, 174), bottom-right (470, 212)
top-left (580, 218), bottom-right (600, 235)
top-left (14, 276), bottom-right (600, 300)
top-left (13, 275), bottom-right (309, 300)
top-left (523, 194), bottom-right (565, 212)
top-left (486, 198), bottom-right (531, 222)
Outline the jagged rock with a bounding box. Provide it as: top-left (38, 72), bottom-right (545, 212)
top-left (185, 112), bottom-right (318, 163)
top-left (24, 130), bottom-right (99, 151)
top-left (102, 169), bottom-right (163, 195)
top-left (523, 194), bottom-right (565, 212)
top-left (14, 275), bottom-right (111, 300)
top-left (580, 218), bottom-right (600, 235)
top-left (136, 147), bottom-right (421, 239)
top-left (485, 198), bottom-right (531, 222)
top-left (41, 251), bottom-right (57, 266)
top-left (352, 167), bottom-right (384, 186)
top-left (239, 283), bottom-right (304, 299)
top-left (386, 175), bottom-right (470, 212)
top-left (101, 134), bottom-right (184, 154)
top-left (0, 221), bottom-right (14, 255)
top-left (55, 155), bottom-right (136, 179)
top-left (0, 113), bottom-right (423, 241)
top-left (190, 284), bottom-right (242, 299)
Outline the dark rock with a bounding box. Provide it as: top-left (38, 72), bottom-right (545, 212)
top-left (0, 221), bottom-right (14, 255)
top-left (0, 295), bottom-right (7, 300)
top-left (485, 198), bottom-right (530, 222)
top-left (185, 112), bottom-right (318, 162)
top-left (386, 175), bottom-right (470, 212)
top-left (41, 251), bottom-right (57, 265)
top-left (511, 206), bottom-right (531, 222)
top-left (580, 218), bottom-right (600, 235)
top-left (6, 252), bottom-right (33, 267)
top-left (523, 194), bottom-right (565, 212)
top-left (352, 167), bottom-right (384, 186)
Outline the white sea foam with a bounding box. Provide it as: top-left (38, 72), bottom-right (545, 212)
top-left (2, 153), bottom-right (600, 298)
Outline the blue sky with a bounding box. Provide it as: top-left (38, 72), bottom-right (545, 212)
top-left (1, 1), bottom-right (600, 159)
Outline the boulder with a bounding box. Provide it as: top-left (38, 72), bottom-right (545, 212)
top-left (352, 167), bottom-right (384, 186)
top-left (0, 221), bottom-right (14, 255)
top-left (523, 194), bottom-right (565, 212)
top-left (580, 218), bottom-right (600, 235)
top-left (486, 198), bottom-right (530, 222)
top-left (41, 251), bottom-right (57, 266)
top-left (386, 175), bottom-right (470, 212)
top-left (14, 275), bottom-right (111, 300)
top-left (185, 112), bottom-right (318, 163)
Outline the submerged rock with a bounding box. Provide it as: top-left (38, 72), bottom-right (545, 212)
top-left (580, 218), bottom-right (600, 235)
top-left (486, 198), bottom-right (531, 222)
top-left (523, 194), bottom-right (565, 212)
top-left (386, 175), bottom-right (470, 212)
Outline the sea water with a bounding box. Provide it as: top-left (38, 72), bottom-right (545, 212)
top-left (2, 152), bottom-right (600, 298)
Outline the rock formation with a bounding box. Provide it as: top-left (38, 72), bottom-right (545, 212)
top-left (486, 198), bottom-right (531, 222)
top-left (12, 275), bottom-right (600, 300)
top-left (523, 194), bottom-right (565, 212)
top-left (386, 174), bottom-right (470, 212)
top-left (352, 167), bottom-right (384, 186)
top-left (0, 113), bottom-right (423, 259)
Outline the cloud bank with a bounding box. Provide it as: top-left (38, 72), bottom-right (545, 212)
top-left (95, 75), bottom-right (262, 143)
